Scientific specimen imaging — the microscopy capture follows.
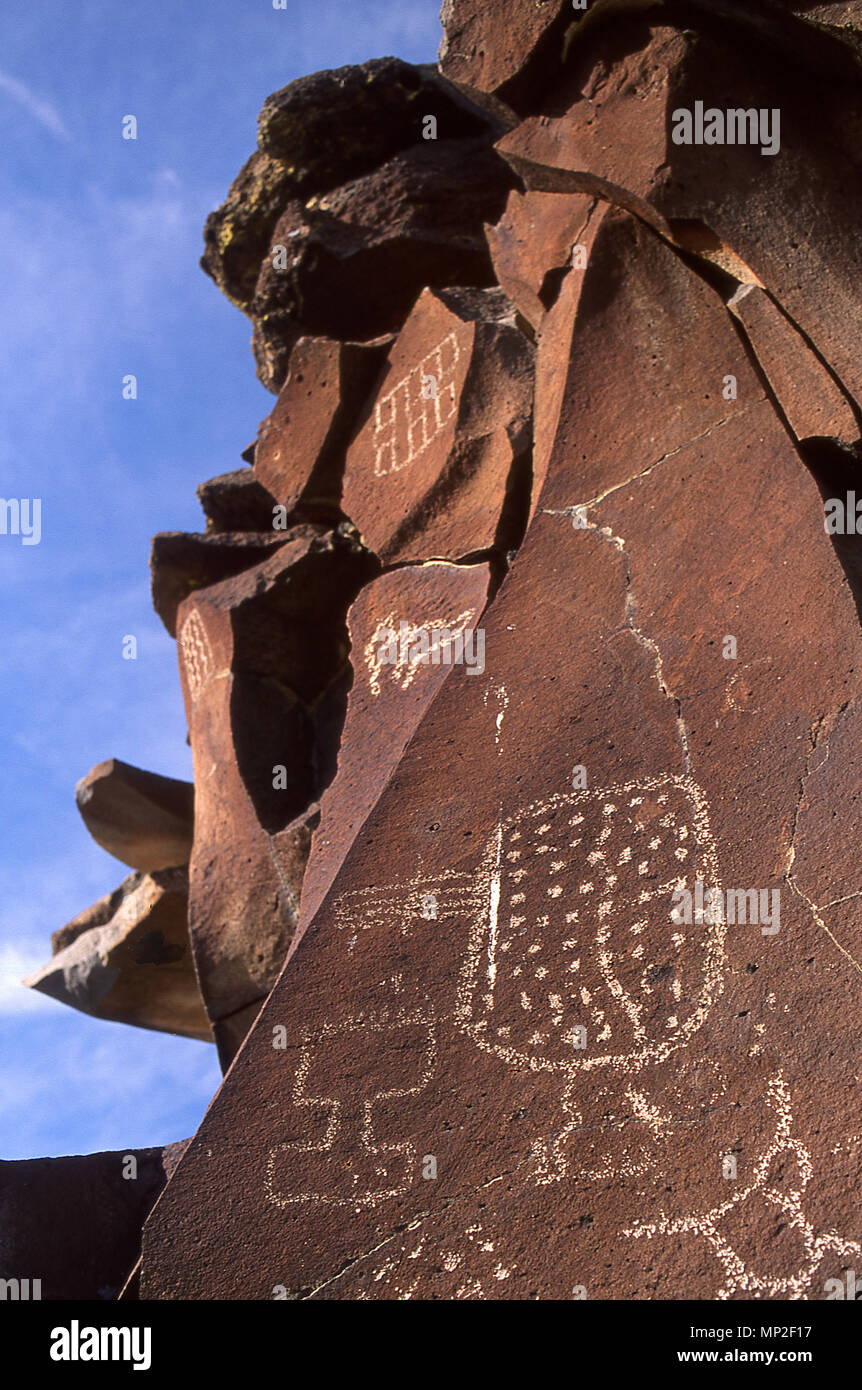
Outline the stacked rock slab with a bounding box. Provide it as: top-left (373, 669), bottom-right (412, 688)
top-left (134, 1), bottom-right (862, 1300)
top-left (17, 0), bottom-right (862, 1302)
top-left (141, 214), bottom-right (862, 1302)
top-left (0, 1143), bottom-right (188, 1300)
top-left (175, 528), bottom-right (377, 1067)
top-left (25, 867), bottom-right (210, 1041)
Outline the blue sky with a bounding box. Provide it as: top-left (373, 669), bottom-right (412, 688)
top-left (0, 0), bottom-right (442, 1159)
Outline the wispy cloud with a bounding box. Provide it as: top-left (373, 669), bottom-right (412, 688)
top-left (0, 69), bottom-right (70, 141)
top-left (0, 943), bottom-right (55, 1016)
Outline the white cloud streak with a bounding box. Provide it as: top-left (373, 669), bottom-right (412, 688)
top-left (0, 70), bottom-right (71, 141)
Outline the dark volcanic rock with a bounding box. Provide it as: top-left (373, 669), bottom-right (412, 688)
top-left (175, 529), bottom-right (377, 1042)
top-left (0, 1144), bottom-right (188, 1301)
top-left (197, 468), bottom-right (278, 534)
top-left (250, 138), bottom-right (515, 391)
top-left (258, 57), bottom-right (499, 189)
top-left (140, 211), bottom-right (862, 1301)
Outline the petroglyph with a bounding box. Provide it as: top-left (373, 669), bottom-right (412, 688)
top-left (264, 1001), bottom-right (437, 1211)
top-left (179, 610), bottom-right (214, 705)
top-left (363, 608), bottom-right (477, 696)
top-left (373, 332), bottom-right (460, 477)
top-left (624, 1072), bottom-right (862, 1300)
top-left (456, 774), bottom-right (725, 1076)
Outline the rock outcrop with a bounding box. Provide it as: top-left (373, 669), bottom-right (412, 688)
top-left (11, 0), bottom-right (862, 1304)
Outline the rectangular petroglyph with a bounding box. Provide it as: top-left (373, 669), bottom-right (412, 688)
top-left (373, 332), bottom-right (460, 477)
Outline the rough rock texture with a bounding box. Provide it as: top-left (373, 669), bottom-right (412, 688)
top-left (197, 468), bottom-right (278, 534)
top-left (176, 528), bottom-right (377, 1050)
top-left (18, 0), bottom-right (862, 1303)
top-left (341, 287), bottom-right (534, 564)
top-left (0, 1144), bottom-right (188, 1300)
top-left (297, 560), bottom-right (494, 934)
top-left (201, 56), bottom-right (512, 393)
top-left (75, 758), bottom-right (194, 872)
top-left (249, 139), bottom-right (515, 392)
top-left (253, 335), bottom-right (390, 519)
top-left (26, 867), bottom-right (209, 1040)
top-left (141, 206), bottom-right (862, 1303)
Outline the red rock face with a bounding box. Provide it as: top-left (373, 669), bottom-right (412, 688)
top-left (342, 287), bottom-right (534, 563)
top-left (296, 560), bottom-right (494, 936)
top-left (138, 209), bottom-right (862, 1299)
top-left (175, 530), bottom-right (376, 1051)
top-left (253, 335), bottom-right (389, 519)
top-left (20, 0), bottom-right (862, 1305)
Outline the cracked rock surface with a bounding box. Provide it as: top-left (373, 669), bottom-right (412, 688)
top-left (16, 0), bottom-right (862, 1303)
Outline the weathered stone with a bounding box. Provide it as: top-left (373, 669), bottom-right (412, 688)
top-left (485, 187), bottom-right (598, 331)
top-left (728, 285), bottom-right (859, 445)
top-left (176, 530), bottom-right (377, 1041)
top-left (341, 287), bottom-right (534, 563)
top-left (297, 560), bottom-right (493, 934)
top-left (258, 57), bottom-right (499, 190)
top-left (25, 868), bottom-right (210, 1041)
top-left (496, 13), bottom-right (862, 410)
top-left (51, 882), bottom-right (128, 955)
top-left (151, 530), bottom-right (288, 638)
top-left (253, 335), bottom-right (390, 519)
top-left (197, 468), bottom-right (278, 535)
top-left (212, 999), bottom-right (265, 1075)
top-left (75, 758), bottom-right (194, 872)
top-left (140, 213), bottom-right (862, 1301)
top-left (201, 149), bottom-right (296, 312)
top-left (438, 0), bottom-right (571, 109)
top-left (529, 196), bottom-right (608, 510)
top-left (0, 1143), bottom-right (187, 1301)
top-left (202, 59), bottom-right (505, 319)
top-left (250, 138), bottom-right (515, 391)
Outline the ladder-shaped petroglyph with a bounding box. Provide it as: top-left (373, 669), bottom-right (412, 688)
top-left (264, 1001), bottom-right (437, 1211)
top-left (373, 331), bottom-right (460, 477)
top-left (334, 869), bottom-right (477, 950)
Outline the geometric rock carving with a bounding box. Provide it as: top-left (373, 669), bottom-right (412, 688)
top-left (74, 757), bottom-right (194, 873)
top-left (342, 286), bottom-right (534, 564)
top-left (297, 560), bottom-right (492, 937)
top-left (624, 1072), bottom-right (862, 1302)
top-left (330, 772), bottom-right (724, 1188)
top-left (457, 775), bottom-right (725, 1076)
top-left (264, 1003), bottom-right (437, 1210)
